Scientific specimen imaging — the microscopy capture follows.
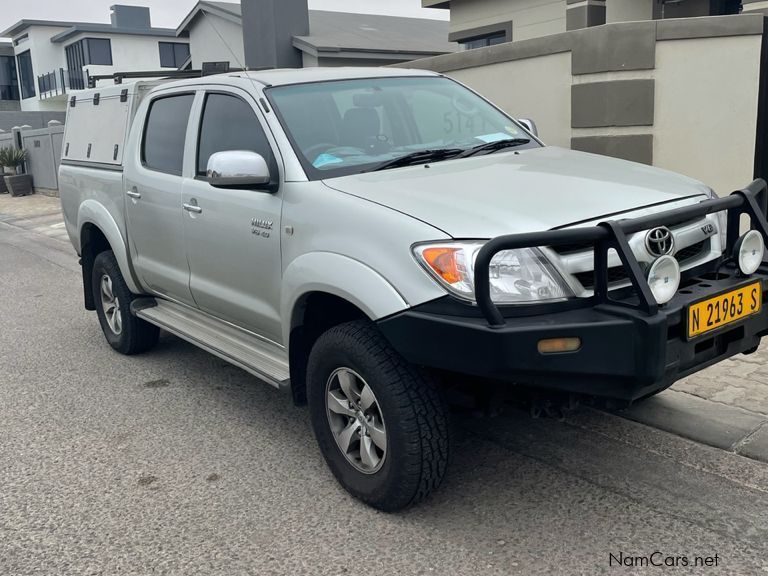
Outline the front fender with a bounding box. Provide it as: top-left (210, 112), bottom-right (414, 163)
top-left (281, 251), bottom-right (408, 345)
top-left (78, 199), bottom-right (141, 294)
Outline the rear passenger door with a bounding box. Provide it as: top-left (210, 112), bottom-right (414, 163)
top-left (182, 88), bottom-right (284, 343)
top-left (125, 90), bottom-right (196, 305)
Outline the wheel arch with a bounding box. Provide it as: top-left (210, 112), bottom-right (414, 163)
top-left (78, 200), bottom-right (141, 308)
top-left (282, 252), bottom-right (410, 405)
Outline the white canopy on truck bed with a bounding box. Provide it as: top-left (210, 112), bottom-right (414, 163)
top-left (62, 81), bottom-right (165, 167)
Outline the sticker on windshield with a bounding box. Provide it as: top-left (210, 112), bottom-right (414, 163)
top-left (313, 153), bottom-right (344, 168)
top-left (476, 132), bottom-right (512, 144)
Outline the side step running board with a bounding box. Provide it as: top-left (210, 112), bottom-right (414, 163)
top-left (132, 298), bottom-right (290, 390)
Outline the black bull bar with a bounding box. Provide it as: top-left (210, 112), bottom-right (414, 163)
top-left (473, 179), bottom-right (768, 327)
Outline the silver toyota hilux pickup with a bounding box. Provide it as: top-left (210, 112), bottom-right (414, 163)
top-left (59, 67), bottom-right (768, 510)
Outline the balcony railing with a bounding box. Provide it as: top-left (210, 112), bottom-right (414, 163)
top-left (37, 68), bottom-right (89, 99)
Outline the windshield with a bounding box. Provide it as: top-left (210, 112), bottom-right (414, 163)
top-left (265, 76), bottom-right (540, 180)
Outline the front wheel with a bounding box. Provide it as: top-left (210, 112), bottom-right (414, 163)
top-left (307, 320), bottom-right (450, 511)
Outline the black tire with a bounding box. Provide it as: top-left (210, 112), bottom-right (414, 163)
top-left (92, 250), bottom-right (159, 355)
top-left (307, 320), bottom-right (449, 511)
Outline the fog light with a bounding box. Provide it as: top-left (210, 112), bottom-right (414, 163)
top-left (538, 337), bottom-right (581, 354)
top-left (647, 255), bottom-right (680, 305)
top-left (734, 230), bottom-right (764, 276)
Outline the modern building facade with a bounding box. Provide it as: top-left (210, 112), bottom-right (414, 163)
top-left (178, 1), bottom-right (456, 70)
top-left (0, 5), bottom-right (190, 112)
top-left (423, 0), bottom-right (753, 47)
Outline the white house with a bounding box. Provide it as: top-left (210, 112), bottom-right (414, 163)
top-left (0, 5), bottom-right (190, 112)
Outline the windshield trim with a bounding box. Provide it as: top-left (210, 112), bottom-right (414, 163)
top-left (264, 75), bottom-right (542, 181)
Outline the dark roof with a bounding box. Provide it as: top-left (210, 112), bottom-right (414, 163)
top-left (176, 1), bottom-right (242, 34)
top-left (50, 25), bottom-right (179, 43)
top-left (297, 11), bottom-right (455, 56)
top-left (1, 19), bottom-right (179, 42)
top-left (177, 2), bottom-right (455, 57)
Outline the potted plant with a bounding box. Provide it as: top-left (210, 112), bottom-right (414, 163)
top-left (0, 148), bottom-right (33, 197)
top-left (0, 147), bottom-right (14, 194)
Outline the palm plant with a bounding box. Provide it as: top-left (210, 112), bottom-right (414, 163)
top-left (0, 147), bottom-right (32, 196)
top-left (0, 147), bottom-right (28, 175)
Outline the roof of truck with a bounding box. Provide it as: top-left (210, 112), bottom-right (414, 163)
top-left (158, 67), bottom-right (441, 90)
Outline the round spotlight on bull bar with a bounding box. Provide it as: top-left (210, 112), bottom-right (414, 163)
top-left (647, 255), bottom-right (680, 305)
top-left (734, 230), bottom-right (765, 276)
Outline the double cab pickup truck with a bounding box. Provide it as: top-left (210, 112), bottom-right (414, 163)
top-left (60, 67), bottom-right (768, 511)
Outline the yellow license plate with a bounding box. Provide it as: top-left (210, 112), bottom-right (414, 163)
top-left (687, 282), bottom-right (762, 339)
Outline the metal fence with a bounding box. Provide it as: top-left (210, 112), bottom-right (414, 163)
top-left (37, 68), bottom-right (89, 100)
top-left (1, 124), bottom-right (65, 193)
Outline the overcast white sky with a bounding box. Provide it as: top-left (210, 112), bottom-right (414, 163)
top-left (0, 0), bottom-right (447, 34)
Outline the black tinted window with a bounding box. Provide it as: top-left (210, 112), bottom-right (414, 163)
top-left (159, 42), bottom-right (190, 68)
top-left (142, 94), bottom-right (194, 175)
top-left (86, 38), bottom-right (112, 65)
top-left (16, 51), bottom-right (34, 99)
top-left (197, 93), bottom-right (274, 175)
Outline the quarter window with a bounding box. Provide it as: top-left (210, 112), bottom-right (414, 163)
top-left (197, 93), bottom-right (275, 176)
top-left (142, 94), bottom-right (195, 175)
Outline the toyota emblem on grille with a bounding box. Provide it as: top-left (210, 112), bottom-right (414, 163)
top-left (645, 226), bottom-right (675, 257)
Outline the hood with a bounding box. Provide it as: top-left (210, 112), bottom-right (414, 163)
top-left (322, 147), bottom-right (712, 238)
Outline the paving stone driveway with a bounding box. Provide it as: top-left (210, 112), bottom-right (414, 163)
top-left (677, 352), bottom-right (768, 415)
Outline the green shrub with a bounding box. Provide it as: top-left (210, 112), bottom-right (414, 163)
top-left (0, 147), bottom-right (28, 173)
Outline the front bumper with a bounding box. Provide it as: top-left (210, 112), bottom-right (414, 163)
top-left (379, 270), bottom-right (768, 401)
top-left (378, 179), bottom-right (768, 401)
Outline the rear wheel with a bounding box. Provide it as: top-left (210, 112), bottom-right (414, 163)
top-left (307, 320), bottom-right (449, 511)
top-left (92, 250), bottom-right (159, 355)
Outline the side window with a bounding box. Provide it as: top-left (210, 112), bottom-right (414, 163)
top-left (142, 93), bottom-right (194, 175)
top-left (197, 93), bottom-right (275, 176)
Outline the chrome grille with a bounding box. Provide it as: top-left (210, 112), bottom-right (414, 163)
top-left (573, 240), bottom-right (709, 290)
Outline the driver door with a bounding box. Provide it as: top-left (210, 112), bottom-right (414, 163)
top-left (182, 88), bottom-right (284, 343)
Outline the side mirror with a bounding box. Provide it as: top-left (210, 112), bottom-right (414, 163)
top-left (207, 150), bottom-right (271, 189)
top-left (517, 118), bottom-right (538, 138)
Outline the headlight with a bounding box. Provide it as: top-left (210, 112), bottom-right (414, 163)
top-left (413, 241), bottom-right (574, 304)
top-left (704, 188), bottom-right (727, 252)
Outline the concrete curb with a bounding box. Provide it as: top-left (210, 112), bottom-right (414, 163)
top-left (614, 389), bottom-right (768, 464)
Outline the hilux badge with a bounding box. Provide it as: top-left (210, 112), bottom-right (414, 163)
top-left (251, 218), bottom-right (273, 237)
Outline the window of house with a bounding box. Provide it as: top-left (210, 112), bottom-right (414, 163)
top-left (16, 50), bottom-right (35, 100)
top-left (86, 38), bottom-right (112, 65)
top-left (460, 31), bottom-right (507, 51)
top-left (196, 93), bottom-right (275, 176)
top-left (0, 56), bottom-right (20, 101)
top-left (159, 42), bottom-right (191, 68)
top-left (142, 94), bottom-right (195, 175)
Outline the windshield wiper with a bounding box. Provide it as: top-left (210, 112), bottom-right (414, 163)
top-left (366, 148), bottom-right (463, 172)
top-left (455, 138), bottom-right (531, 159)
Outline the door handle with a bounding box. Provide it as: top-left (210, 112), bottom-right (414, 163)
top-left (126, 189), bottom-right (141, 199)
top-left (183, 202), bottom-right (203, 214)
